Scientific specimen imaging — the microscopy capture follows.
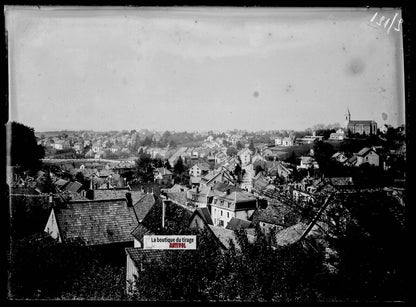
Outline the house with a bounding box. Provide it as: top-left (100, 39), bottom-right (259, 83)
top-left (210, 190), bottom-right (258, 228)
top-left (329, 177), bottom-right (354, 188)
top-left (331, 152), bottom-right (349, 163)
top-left (225, 217), bottom-right (252, 231)
top-left (251, 153), bottom-right (266, 164)
top-left (189, 207), bottom-right (214, 229)
top-left (355, 147), bottom-right (380, 167)
top-left (273, 222), bottom-right (320, 247)
top-left (189, 162), bottom-right (210, 177)
top-left (251, 202), bottom-right (291, 236)
top-left (252, 172), bottom-right (271, 193)
top-left (125, 248), bottom-right (165, 295)
top-left (63, 181), bottom-right (84, 193)
top-left (274, 137), bottom-right (283, 146)
top-left (344, 155), bottom-right (358, 167)
top-left (44, 197), bottom-right (138, 246)
top-left (132, 193), bottom-right (157, 223)
top-left (238, 148), bottom-right (253, 166)
top-left (130, 198), bottom-right (193, 248)
top-left (297, 156), bottom-right (319, 170)
top-left (282, 136), bottom-right (295, 146)
top-left (329, 129), bottom-right (345, 141)
top-left (266, 161), bottom-right (293, 180)
top-left (154, 167), bottom-right (173, 186)
top-left (200, 167), bottom-right (236, 188)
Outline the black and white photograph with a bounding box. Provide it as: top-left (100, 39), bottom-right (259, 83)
top-left (4, 6), bottom-right (408, 302)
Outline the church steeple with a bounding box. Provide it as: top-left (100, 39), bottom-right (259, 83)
top-left (344, 107), bottom-right (351, 128)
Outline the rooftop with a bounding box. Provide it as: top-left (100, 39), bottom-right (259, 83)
top-left (55, 199), bottom-right (137, 246)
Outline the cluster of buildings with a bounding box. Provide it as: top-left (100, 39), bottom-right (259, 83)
top-left (11, 112), bottom-right (406, 297)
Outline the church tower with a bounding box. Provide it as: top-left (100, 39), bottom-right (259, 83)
top-left (344, 107), bottom-right (351, 128)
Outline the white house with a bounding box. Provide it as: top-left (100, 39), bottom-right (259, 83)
top-left (356, 147), bottom-right (380, 167)
top-left (282, 137), bottom-right (294, 146)
top-left (210, 190), bottom-right (257, 228)
top-left (189, 163), bottom-right (210, 177)
top-left (238, 148), bottom-right (253, 166)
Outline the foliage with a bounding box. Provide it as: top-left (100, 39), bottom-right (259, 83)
top-left (249, 139), bottom-right (256, 152)
top-left (236, 141), bottom-right (244, 150)
top-left (131, 225), bottom-right (327, 302)
top-left (173, 156), bottom-right (186, 174)
top-left (10, 122), bottom-right (45, 173)
top-left (9, 233), bottom-right (126, 299)
top-left (135, 153), bottom-right (155, 183)
top-left (313, 141), bottom-right (335, 175)
top-left (226, 147), bottom-right (238, 157)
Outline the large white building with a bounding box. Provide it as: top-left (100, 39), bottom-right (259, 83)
top-left (210, 190), bottom-right (257, 228)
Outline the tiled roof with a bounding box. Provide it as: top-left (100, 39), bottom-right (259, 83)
top-left (251, 203), bottom-right (288, 226)
top-left (131, 223), bottom-right (153, 241)
top-left (166, 191), bottom-right (188, 207)
top-left (156, 167), bottom-right (172, 175)
top-left (208, 225), bottom-right (241, 250)
top-left (190, 176), bottom-right (202, 184)
top-left (212, 182), bottom-right (243, 193)
top-left (125, 248), bottom-right (165, 266)
top-left (330, 177), bottom-right (354, 186)
top-left (55, 199), bottom-right (137, 246)
top-left (348, 120), bottom-right (376, 125)
top-left (226, 217), bottom-right (252, 231)
top-left (193, 207), bottom-right (213, 225)
top-left (162, 184), bottom-right (188, 193)
top-left (214, 191), bottom-right (257, 203)
top-left (132, 198), bottom-right (193, 243)
top-left (54, 179), bottom-right (69, 188)
top-left (64, 181), bottom-right (84, 193)
top-left (193, 162), bottom-right (210, 171)
top-left (357, 147), bottom-right (377, 156)
top-left (92, 189), bottom-right (143, 203)
top-left (274, 222), bottom-right (320, 247)
top-left (133, 193), bottom-right (157, 222)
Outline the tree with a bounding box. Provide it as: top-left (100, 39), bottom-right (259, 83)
top-left (173, 156), bottom-right (185, 174)
top-left (10, 122), bottom-right (45, 173)
top-left (236, 141), bottom-right (244, 150)
top-left (164, 160), bottom-right (172, 171)
top-left (313, 141), bottom-right (334, 176)
top-left (249, 139), bottom-right (256, 153)
top-left (9, 233), bottom-right (126, 299)
top-left (135, 153), bottom-right (154, 183)
top-left (226, 147), bottom-right (238, 157)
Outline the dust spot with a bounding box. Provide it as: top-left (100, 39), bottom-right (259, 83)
top-left (285, 84), bottom-right (293, 93)
top-left (122, 77), bottom-right (128, 85)
top-left (194, 20), bottom-right (198, 23)
top-left (342, 45), bottom-right (347, 52)
top-left (348, 58), bottom-right (365, 75)
top-left (382, 112), bottom-right (388, 121)
top-left (253, 91), bottom-right (259, 98)
top-left (378, 87), bottom-right (386, 93)
top-left (268, 32), bottom-right (272, 36)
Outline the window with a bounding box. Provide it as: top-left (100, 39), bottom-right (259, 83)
top-left (220, 210), bottom-right (222, 216)
top-left (227, 212), bottom-right (229, 218)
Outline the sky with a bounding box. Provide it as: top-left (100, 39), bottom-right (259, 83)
top-left (6, 6), bottom-right (405, 132)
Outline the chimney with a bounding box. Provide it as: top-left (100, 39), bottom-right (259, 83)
top-left (162, 200), bottom-right (166, 228)
top-left (86, 189), bottom-right (94, 200)
top-left (126, 192), bottom-right (133, 207)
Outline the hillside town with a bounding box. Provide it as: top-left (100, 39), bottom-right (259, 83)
top-left (7, 114), bottom-right (406, 301)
